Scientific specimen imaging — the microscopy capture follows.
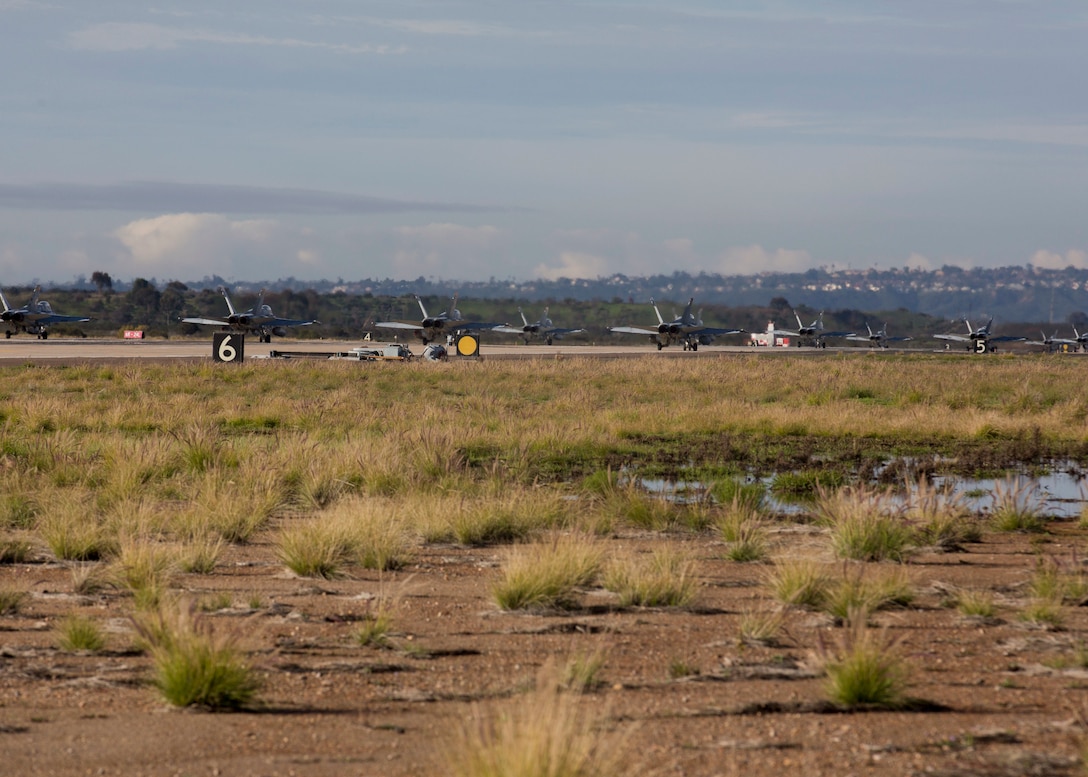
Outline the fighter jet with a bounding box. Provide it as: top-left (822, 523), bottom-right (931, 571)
top-left (608, 298), bottom-right (742, 351)
top-left (493, 307), bottom-right (585, 345)
top-left (787, 310), bottom-right (855, 348)
top-left (181, 287), bottom-right (317, 343)
top-left (933, 317), bottom-right (1025, 353)
top-left (847, 322), bottom-right (912, 349)
top-left (1026, 330), bottom-right (1078, 353)
top-left (0, 285), bottom-right (90, 339)
top-left (374, 294), bottom-right (499, 345)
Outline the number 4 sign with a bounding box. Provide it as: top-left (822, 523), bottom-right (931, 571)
top-left (213, 333), bottom-right (244, 363)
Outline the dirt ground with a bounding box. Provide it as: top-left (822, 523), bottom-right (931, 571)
top-left (2, 521), bottom-right (1087, 777)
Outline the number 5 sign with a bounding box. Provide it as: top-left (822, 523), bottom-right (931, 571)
top-left (213, 333), bottom-right (244, 363)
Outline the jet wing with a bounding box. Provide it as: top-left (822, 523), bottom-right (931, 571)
top-left (492, 325), bottom-right (528, 335)
top-left (846, 335), bottom-right (871, 342)
top-left (884, 336), bottom-right (913, 342)
top-left (820, 330), bottom-right (855, 338)
top-left (374, 321), bottom-right (424, 331)
top-left (450, 321), bottom-right (503, 332)
top-left (933, 334), bottom-right (969, 342)
top-left (267, 317), bottom-right (316, 328)
top-left (988, 336), bottom-right (1026, 343)
top-left (609, 326), bottom-right (657, 336)
top-left (181, 316), bottom-right (229, 327)
top-left (696, 327), bottom-right (743, 337)
top-left (550, 327), bottom-right (586, 337)
top-left (38, 314), bottom-right (91, 324)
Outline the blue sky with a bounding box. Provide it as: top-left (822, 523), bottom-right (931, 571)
top-left (2, 1), bottom-right (1087, 284)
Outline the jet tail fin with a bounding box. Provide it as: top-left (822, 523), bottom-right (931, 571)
top-left (0, 287), bottom-right (9, 313)
top-left (650, 298), bottom-right (664, 326)
top-left (220, 286), bottom-right (238, 317)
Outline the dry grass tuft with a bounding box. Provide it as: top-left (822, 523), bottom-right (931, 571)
top-left (440, 661), bottom-right (634, 777)
top-left (493, 534), bottom-right (603, 611)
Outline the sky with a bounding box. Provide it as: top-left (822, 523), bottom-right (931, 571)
top-left (2, 1), bottom-right (1087, 285)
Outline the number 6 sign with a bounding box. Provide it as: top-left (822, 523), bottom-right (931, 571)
top-left (213, 333), bottom-right (244, 363)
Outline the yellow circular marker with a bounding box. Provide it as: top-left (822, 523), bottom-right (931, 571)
top-left (456, 334), bottom-right (479, 357)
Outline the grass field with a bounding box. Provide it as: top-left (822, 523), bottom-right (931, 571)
top-left (1, 354), bottom-right (1087, 776)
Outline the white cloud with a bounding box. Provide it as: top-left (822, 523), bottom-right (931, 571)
top-left (112, 213), bottom-right (317, 278)
top-left (68, 22), bottom-right (402, 54)
top-left (388, 223), bottom-right (501, 278)
top-left (713, 245), bottom-right (814, 274)
top-left (361, 18), bottom-right (519, 37)
top-left (1029, 249), bottom-right (1088, 270)
top-left (533, 251), bottom-right (607, 281)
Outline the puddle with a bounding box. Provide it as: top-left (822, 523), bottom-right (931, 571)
top-left (634, 463), bottom-right (1088, 519)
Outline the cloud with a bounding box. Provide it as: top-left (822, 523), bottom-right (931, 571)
top-left (1029, 249), bottom-right (1088, 270)
top-left (0, 181), bottom-right (496, 216)
top-left (389, 223), bottom-right (501, 278)
top-left (67, 22), bottom-right (404, 54)
top-left (904, 252), bottom-right (934, 271)
top-left (359, 18), bottom-right (520, 37)
top-left (112, 213), bottom-right (313, 278)
top-left (714, 245), bottom-right (814, 274)
top-left (533, 251), bottom-right (608, 281)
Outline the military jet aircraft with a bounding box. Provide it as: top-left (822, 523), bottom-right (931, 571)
top-left (493, 307), bottom-right (585, 345)
top-left (847, 322), bottom-right (912, 349)
top-left (783, 310), bottom-right (855, 348)
top-left (181, 287), bottom-right (317, 343)
top-left (1026, 330), bottom-right (1078, 353)
top-left (933, 317), bottom-right (1025, 353)
top-left (374, 294), bottom-right (500, 345)
top-left (608, 298), bottom-right (742, 351)
top-left (0, 285), bottom-right (90, 339)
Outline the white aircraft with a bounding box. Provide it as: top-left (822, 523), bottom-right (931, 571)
top-left (782, 310), bottom-right (855, 348)
top-left (608, 298), bottom-right (742, 351)
top-left (493, 307), bottom-right (585, 345)
top-left (933, 317), bottom-right (1025, 353)
top-left (181, 287), bottom-right (317, 343)
top-left (374, 294), bottom-right (499, 345)
top-left (0, 285), bottom-right (90, 339)
top-left (847, 322), bottom-right (912, 349)
top-left (1026, 330), bottom-right (1078, 353)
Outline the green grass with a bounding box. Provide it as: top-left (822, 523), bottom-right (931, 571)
top-left (822, 566), bottom-right (914, 622)
top-left (955, 589), bottom-right (996, 618)
top-left (821, 619), bottom-right (910, 708)
top-left (603, 546), bottom-right (698, 608)
top-left (493, 534), bottom-right (603, 611)
top-left (765, 558), bottom-right (831, 608)
top-left (562, 648), bottom-right (607, 693)
top-left (717, 501), bottom-right (769, 562)
top-left (0, 537), bottom-right (33, 564)
top-left (55, 614), bottom-right (107, 652)
top-left (990, 477), bottom-right (1046, 533)
top-left (135, 601), bottom-right (260, 710)
top-left (274, 519), bottom-right (353, 579)
top-left (819, 486), bottom-right (913, 562)
top-left (0, 585), bottom-right (27, 615)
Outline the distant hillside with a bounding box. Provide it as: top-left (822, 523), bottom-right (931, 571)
top-left (45, 264), bottom-right (1088, 333)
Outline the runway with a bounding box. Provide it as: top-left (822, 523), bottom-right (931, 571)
top-left (0, 337), bottom-right (859, 362)
top-left (0, 336), bottom-right (997, 363)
